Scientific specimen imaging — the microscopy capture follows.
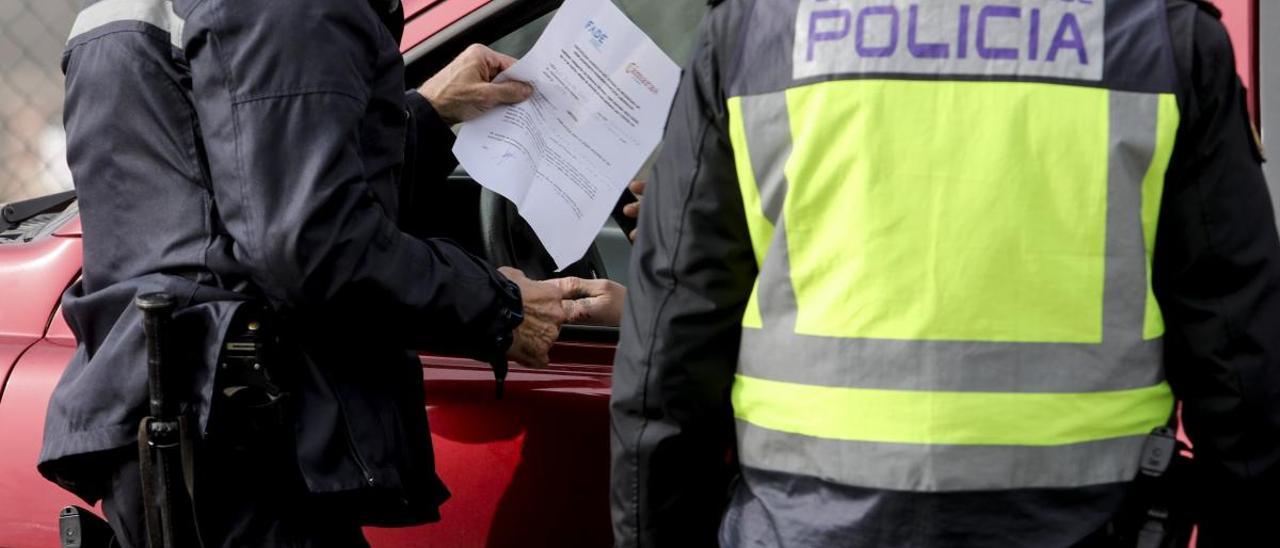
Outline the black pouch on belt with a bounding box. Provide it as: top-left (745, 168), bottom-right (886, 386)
top-left (206, 304), bottom-right (291, 450)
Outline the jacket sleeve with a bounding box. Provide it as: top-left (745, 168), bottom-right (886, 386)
top-left (1156, 7), bottom-right (1280, 546)
top-left (182, 0), bottom-right (517, 356)
top-left (610, 10), bottom-right (755, 548)
top-left (403, 90), bottom-right (460, 185)
top-left (399, 90), bottom-right (462, 238)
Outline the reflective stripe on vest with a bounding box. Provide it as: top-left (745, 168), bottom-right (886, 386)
top-left (68, 0), bottom-right (184, 50)
top-left (726, 38), bottom-right (1180, 491)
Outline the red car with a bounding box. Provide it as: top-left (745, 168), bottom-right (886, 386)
top-left (0, 1), bottom-right (1269, 546)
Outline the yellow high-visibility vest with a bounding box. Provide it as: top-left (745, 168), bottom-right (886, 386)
top-left (726, 0), bottom-right (1179, 492)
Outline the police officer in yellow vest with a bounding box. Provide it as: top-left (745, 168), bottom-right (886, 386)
top-left (612, 0), bottom-right (1280, 546)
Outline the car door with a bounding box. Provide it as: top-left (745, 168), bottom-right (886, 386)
top-left (364, 1), bottom-right (708, 547)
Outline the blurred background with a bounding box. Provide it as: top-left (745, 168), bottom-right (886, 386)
top-left (0, 0), bottom-right (76, 205)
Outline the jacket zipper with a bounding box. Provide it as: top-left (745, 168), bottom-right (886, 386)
top-left (322, 368), bottom-right (378, 488)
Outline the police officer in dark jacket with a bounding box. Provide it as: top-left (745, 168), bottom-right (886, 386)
top-left (39, 0), bottom-right (571, 545)
top-left (613, 0), bottom-right (1280, 546)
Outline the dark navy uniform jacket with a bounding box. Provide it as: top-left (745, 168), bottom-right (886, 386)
top-left (613, 0), bottom-right (1280, 547)
top-left (39, 0), bottom-right (519, 524)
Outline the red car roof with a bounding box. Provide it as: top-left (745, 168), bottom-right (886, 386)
top-left (401, 0), bottom-right (492, 54)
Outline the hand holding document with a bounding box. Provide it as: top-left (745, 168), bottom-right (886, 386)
top-left (453, 0), bottom-right (679, 270)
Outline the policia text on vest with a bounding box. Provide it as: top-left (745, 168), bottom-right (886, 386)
top-left (799, 0), bottom-right (1100, 81)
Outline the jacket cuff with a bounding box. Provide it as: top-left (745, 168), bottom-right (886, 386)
top-left (404, 90), bottom-right (457, 153)
top-left (485, 272), bottom-right (525, 358)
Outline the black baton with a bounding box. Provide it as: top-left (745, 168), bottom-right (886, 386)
top-left (136, 293), bottom-right (200, 548)
top-left (139, 293), bottom-right (177, 420)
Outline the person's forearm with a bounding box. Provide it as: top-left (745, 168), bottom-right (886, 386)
top-left (404, 89), bottom-right (460, 183)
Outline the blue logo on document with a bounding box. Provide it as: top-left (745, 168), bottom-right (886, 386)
top-left (585, 20), bottom-right (609, 50)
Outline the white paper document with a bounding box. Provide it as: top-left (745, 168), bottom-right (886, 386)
top-left (453, 0), bottom-right (679, 270)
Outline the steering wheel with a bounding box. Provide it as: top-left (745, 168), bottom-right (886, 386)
top-left (478, 188), bottom-right (608, 281)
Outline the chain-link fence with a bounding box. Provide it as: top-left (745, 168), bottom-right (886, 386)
top-left (0, 0), bottom-right (77, 205)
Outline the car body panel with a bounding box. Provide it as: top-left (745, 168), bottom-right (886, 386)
top-left (367, 348), bottom-right (612, 546)
top-left (0, 339), bottom-right (82, 548)
top-left (50, 216), bottom-right (80, 238)
top-left (0, 236), bottom-right (83, 536)
top-left (0, 235), bottom-right (81, 340)
top-left (402, 0), bottom-right (493, 54)
top-left (0, 229), bottom-right (84, 546)
top-left (43, 303), bottom-right (74, 344)
top-left (0, 337), bottom-right (38, 419)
